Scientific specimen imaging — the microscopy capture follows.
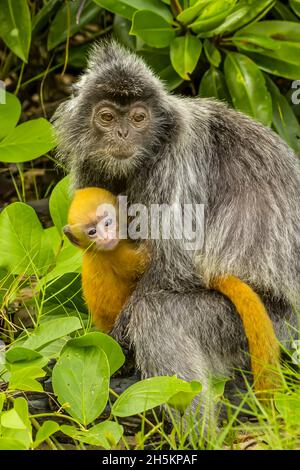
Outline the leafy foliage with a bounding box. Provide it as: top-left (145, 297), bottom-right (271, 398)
top-left (0, 0), bottom-right (300, 451)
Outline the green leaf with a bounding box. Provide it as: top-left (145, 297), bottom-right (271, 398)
top-left (47, 0), bottom-right (101, 50)
top-left (0, 438), bottom-right (28, 450)
top-left (266, 77), bottom-right (300, 152)
top-left (203, 39), bottom-right (221, 67)
top-left (130, 10), bottom-right (176, 48)
top-left (197, 5), bottom-right (249, 38)
top-left (93, 0), bottom-right (173, 21)
top-left (225, 0), bottom-right (275, 32)
top-left (159, 65), bottom-right (184, 90)
top-left (233, 21), bottom-right (300, 79)
top-left (113, 15), bottom-right (136, 49)
top-left (33, 421), bottom-right (60, 449)
top-left (66, 332), bottom-right (125, 376)
top-left (32, 0), bottom-right (61, 36)
top-left (46, 239), bottom-right (82, 282)
top-left (190, 0), bottom-right (236, 34)
top-left (61, 421), bottom-right (123, 448)
top-left (8, 366), bottom-right (46, 392)
top-left (0, 118), bottom-right (56, 163)
top-left (52, 345), bottom-right (110, 425)
top-left (21, 317), bottom-right (82, 351)
top-left (199, 67), bottom-right (231, 102)
top-left (290, 0), bottom-right (300, 17)
top-left (112, 376), bottom-right (202, 417)
top-left (0, 0), bottom-right (31, 62)
top-left (168, 380), bottom-right (202, 411)
top-left (49, 175), bottom-right (73, 235)
top-left (0, 92), bottom-right (21, 141)
top-left (0, 203), bottom-right (54, 275)
top-left (224, 52), bottom-right (272, 126)
top-left (176, 0), bottom-right (211, 25)
top-left (6, 347), bottom-right (43, 363)
top-left (170, 35), bottom-right (202, 80)
top-left (273, 1), bottom-right (299, 21)
top-left (0, 397), bottom-right (32, 449)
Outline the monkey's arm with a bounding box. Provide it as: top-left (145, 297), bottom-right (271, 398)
top-left (210, 275), bottom-right (280, 395)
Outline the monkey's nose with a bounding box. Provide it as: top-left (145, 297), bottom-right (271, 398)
top-left (117, 128), bottom-right (129, 138)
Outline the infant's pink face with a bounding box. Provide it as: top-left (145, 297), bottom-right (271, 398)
top-left (94, 205), bottom-right (119, 251)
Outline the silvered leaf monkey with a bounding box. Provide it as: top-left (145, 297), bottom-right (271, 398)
top-left (53, 41), bottom-right (299, 408)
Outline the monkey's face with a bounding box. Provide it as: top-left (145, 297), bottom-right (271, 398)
top-left (64, 207), bottom-right (119, 252)
top-left (90, 100), bottom-right (151, 160)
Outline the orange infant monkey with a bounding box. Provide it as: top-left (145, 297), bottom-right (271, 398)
top-left (64, 187), bottom-right (148, 333)
top-left (64, 187), bottom-right (280, 395)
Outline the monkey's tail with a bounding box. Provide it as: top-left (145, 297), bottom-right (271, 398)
top-left (210, 275), bottom-right (281, 397)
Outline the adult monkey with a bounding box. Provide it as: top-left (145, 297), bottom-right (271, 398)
top-left (53, 41), bottom-right (300, 411)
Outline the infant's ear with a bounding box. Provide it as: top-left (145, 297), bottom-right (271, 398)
top-left (63, 225), bottom-right (80, 247)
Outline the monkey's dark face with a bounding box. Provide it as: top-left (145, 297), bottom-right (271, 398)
top-left (91, 100), bottom-right (151, 160)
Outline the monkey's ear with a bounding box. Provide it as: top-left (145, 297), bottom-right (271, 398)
top-left (63, 225), bottom-right (80, 247)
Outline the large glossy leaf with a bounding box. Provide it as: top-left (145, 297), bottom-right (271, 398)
top-left (61, 421), bottom-right (123, 448)
top-left (190, 0), bottom-right (237, 34)
top-left (203, 39), bottom-right (221, 67)
top-left (170, 35), bottom-right (202, 80)
top-left (226, 0), bottom-right (275, 32)
top-left (0, 92), bottom-right (21, 141)
top-left (290, 0), bottom-right (300, 17)
top-left (131, 10), bottom-right (176, 47)
top-left (21, 317), bottom-right (82, 351)
top-left (0, 203), bottom-right (54, 275)
top-left (176, 0), bottom-right (210, 25)
top-left (49, 175), bottom-right (73, 235)
top-left (197, 5), bottom-right (249, 37)
top-left (0, 0), bottom-right (31, 62)
top-left (93, 0), bottom-right (172, 21)
top-left (112, 376), bottom-right (202, 417)
top-left (66, 332), bottom-right (125, 376)
top-left (52, 345), bottom-right (110, 425)
top-left (47, 0), bottom-right (101, 50)
top-left (0, 118), bottom-right (56, 163)
top-left (233, 21), bottom-right (300, 79)
top-left (266, 77), bottom-right (300, 152)
top-left (199, 67), bottom-right (231, 103)
top-left (224, 52), bottom-right (272, 126)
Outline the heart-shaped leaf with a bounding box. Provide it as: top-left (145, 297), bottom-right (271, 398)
top-left (52, 345), bottom-right (110, 425)
top-left (112, 376), bottom-right (202, 417)
top-left (0, 118), bottom-right (56, 163)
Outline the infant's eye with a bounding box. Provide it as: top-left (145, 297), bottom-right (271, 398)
top-left (104, 218), bottom-right (113, 227)
top-left (100, 112), bottom-right (114, 122)
top-left (88, 228), bottom-right (97, 237)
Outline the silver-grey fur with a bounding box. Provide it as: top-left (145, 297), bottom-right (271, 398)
top-left (53, 41), bottom-right (300, 414)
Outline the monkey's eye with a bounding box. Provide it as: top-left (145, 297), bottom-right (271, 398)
top-left (87, 228), bottom-right (97, 237)
top-left (104, 218), bottom-right (113, 227)
top-left (132, 112), bottom-right (146, 123)
top-left (100, 112), bottom-right (114, 122)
